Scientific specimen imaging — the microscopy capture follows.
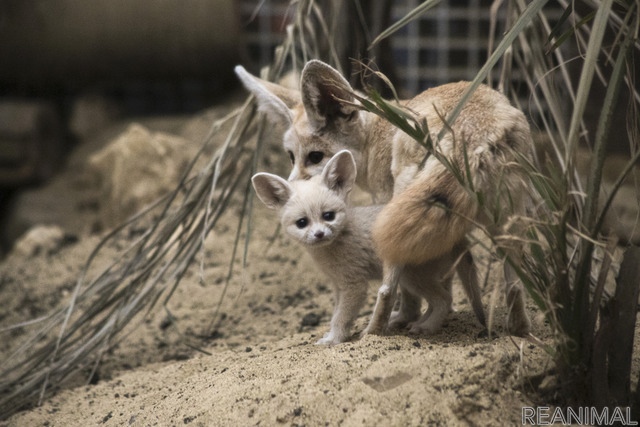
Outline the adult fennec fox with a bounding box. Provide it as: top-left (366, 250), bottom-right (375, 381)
top-left (237, 60), bottom-right (532, 337)
top-left (252, 150), bottom-right (486, 345)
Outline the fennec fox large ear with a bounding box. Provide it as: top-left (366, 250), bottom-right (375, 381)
top-left (251, 173), bottom-right (293, 209)
top-left (321, 150), bottom-right (357, 196)
top-left (301, 60), bottom-right (359, 132)
top-left (235, 65), bottom-right (300, 127)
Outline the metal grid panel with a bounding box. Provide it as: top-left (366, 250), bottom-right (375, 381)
top-left (239, 0), bottom-right (506, 93)
top-left (239, 0), bottom-right (562, 129)
top-left (239, 0), bottom-right (292, 71)
top-left (390, 0), bottom-right (503, 94)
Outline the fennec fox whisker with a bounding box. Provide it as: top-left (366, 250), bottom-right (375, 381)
top-left (238, 60), bottom-right (532, 337)
top-left (252, 151), bottom-right (486, 345)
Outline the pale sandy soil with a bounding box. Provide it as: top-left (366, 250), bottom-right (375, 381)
top-left (1, 94), bottom-right (636, 426)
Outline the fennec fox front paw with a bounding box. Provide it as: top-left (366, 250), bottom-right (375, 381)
top-left (406, 308), bottom-right (447, 336)
top-left (315, 331), bottom-right (347, 346)
top-left (388, 311), bottom-right (412, 330)
top-left (361, 324), bottom-right (385, 337)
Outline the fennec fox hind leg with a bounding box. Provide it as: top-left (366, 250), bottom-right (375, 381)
top-left (389, 239), bottom-right (486, 332)
top-left (252, 150), bottom-right (383, 345)
top-left (405, 275), bottom-right (453, 335)
top-left (388, 264), bottom-right (452, 335)
top-left (388, 286), bottom-right (423, 330)
top-left (504, 249), bottom-right (530, 336)
top-left (371, 151), bottom-right (529, 336)
top-left (236, 60), bottom-right (529, 336)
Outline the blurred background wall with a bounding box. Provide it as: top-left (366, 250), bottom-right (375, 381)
top-left (0, 0), bottom-right (241, 187)
top-left (0, 0), bottom-right (633, 189)
top-left (0, 0), bottom-right (241, 113)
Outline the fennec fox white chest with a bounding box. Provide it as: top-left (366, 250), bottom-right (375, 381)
top-left (253, 150), bottom-right (486, 345)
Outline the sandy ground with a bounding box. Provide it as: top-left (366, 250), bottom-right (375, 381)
top-left (0, 93), bottom-right (636, 426)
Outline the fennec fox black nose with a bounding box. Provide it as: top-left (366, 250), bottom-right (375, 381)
top-left (314, 231), bottom-right (325, 239)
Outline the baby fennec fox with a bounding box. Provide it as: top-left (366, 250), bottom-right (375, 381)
top-left (252, 150), bottom-right (485, 345)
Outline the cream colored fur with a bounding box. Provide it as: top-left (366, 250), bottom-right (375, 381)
top-left (237, 60), bottom-right (531, 337)
top-left (252, 151), bottom-right (486, 344)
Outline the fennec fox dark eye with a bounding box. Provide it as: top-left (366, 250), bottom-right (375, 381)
top-left (287, 151), bottom-right (295, 164)
top-left (295, 218), bottom-right (308, 229)
top-left (308, 151), bottom-right (324, 164)
top-left (322, 212), bottom-right (335, 221)
top-left (426, 193), bottom-right (450, 210)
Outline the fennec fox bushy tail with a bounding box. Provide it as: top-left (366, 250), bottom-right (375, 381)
top-left (252, 150), bottom-right (486, 345)
top-left (237, 60), bottom-right (531, 337)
